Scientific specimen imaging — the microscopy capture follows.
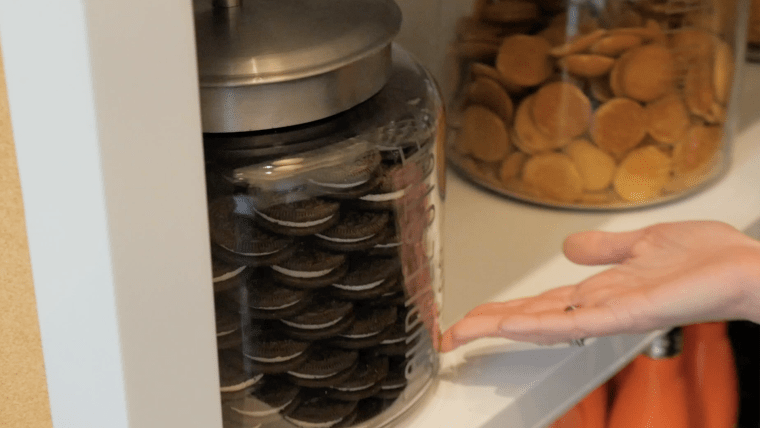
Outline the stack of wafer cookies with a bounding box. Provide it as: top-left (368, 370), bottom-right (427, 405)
top-left (449, 0), bottom-right (735, 206)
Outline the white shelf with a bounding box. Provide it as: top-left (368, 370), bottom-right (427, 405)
top-left (394, 64), bottom-right (760, 428)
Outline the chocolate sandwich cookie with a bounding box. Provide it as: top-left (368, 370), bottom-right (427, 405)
top-left (284, 394), bottom-right (358, 428)
top-left (209, 197), bottom-right (295, 267)
top-left (279, 296), bottom-right (354, 341)
top-left (352, 398), bottom-right (387, 425)
top-left (330, 257), bottom-right (401, 301)
top-left (367, 225), bottom-right (402, 257)
top-left (212, 258), bottom-right (248, 293)
top-left (328, 354), bottom-right (389, 401)
top-left (331, 272), bottom-right (400, 302)
top-left (271, 247), bottom-right (348, 289)
top-left (217, 329), bottom-right (244, 350)
top-left (236, 271), bottom-right (311, 320)
top-left (243, 328), bottom-right (312, 374)
top-left (216, 296), bottom-right (243, 349)
top-left (315, 210), bottom-right (390, 252)
top-left (286, 346), bottom-right (359, 388)
top-left (330, 305), bottom-right (397, 350)
top-left (218, 349), bottom-right (264, 394)
top-left (223, 376), bottom-right (301, 423)
top-left (376, 357), bottom-right (408, 399)
top-left (377, 315), bottom-right (421, 356)
top-left (216, 296), bottom-right (242, 347)
top-left (354, 164), bottom-right (407, 211)
top-left (251, 198), bottom-right (340, 237)
top-left (369, 281), bottom-right (408, 307)
top-left (307, 149), bottom-right (383, 199)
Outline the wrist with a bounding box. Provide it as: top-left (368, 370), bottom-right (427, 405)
top-left (731, 243), bottom-right (760, 324)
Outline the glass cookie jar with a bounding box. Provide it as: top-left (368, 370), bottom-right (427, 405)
top-left (444, 0), bottom-right (747, 209)
top-left (194, 1), bottom-right (445, 427)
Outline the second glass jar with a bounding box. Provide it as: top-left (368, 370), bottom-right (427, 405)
top-left (445, 0), bottom-right (746, 208)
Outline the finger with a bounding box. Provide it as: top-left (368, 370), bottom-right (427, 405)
top-left (498, 305), bottom-right (643, 340)
top-left (563, 228), bottom-right (648, 265)
top-left (441, 314), bottom-right (506, 351)
top-left (465, 286), bottom-right (578, 317)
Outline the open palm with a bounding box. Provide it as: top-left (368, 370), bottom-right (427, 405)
top-left (441, 221), bottom-right (760, 351)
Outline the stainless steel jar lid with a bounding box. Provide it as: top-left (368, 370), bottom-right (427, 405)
top-left (194, 0), bottom-right (402, 133)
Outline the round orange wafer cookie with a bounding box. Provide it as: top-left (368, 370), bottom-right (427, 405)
top-left (513, 96), bottom-right (568, 154)
top-left (531, 81), bottom-right (591, 140)
top-left (673, 124), bottom-right (722, 175)
top-left (684, 61), bottom-right (719, 123)
top-left (565, 138), bottom-right (616, 191)
top-left (464, 77), bottom-right (514, 123)
top-left (496, 34), bottom-right (553, 87)
top-left (469, 62), bottom-right (525, 94)
top-left (645, 94), bottom-right (690, 145)
top-left (549, 28), bottom-right (607, 57)
top-left (499, 151), bottom-right (528, 183)
top-left (620, 44), bottom-right (676, 102)
top-left (608, 19), bottom-right (667, 44)
top-left (591, 98), bottom-right (647, 158)
top-left (669, 29), bottom-right (715, 65)
top-left (478, 0), bottom-right (539, 23)
top-left (538, 25), bottom-right (567, 47)
top-left (713, 39), bottom-right (734, 106)
top-left (590, 34), bottom-right (642, 57)
top-left (522, 152), bottom-right (584, 203)
top-left (590, 78), bottom-right (615, 103)
top-left (459, 105), bottom-right (511, 162)
top-left (558, 54), bottom-right (615, 77)
top-left (609, 49), bottom-right (633, 97)
top-left (453, 40), bottom-right (500, 60)
top-left (613, 146), bottom-right (672, 202)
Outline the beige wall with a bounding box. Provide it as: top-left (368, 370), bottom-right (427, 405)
top-left (0, 47), bottom-right (53, 427)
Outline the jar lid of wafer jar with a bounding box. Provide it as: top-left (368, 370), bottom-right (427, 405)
top-left (194, 0), bottom-right (402, 133)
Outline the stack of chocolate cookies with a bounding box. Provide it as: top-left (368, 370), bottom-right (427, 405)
top-left (208, 128), bottom-right (436, 428)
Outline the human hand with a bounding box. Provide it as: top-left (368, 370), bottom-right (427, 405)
top-left (440, 221), bottom-right (760, 352)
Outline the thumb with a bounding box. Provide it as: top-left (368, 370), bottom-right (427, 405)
top-left (563, 228), bottom-right (647, 265)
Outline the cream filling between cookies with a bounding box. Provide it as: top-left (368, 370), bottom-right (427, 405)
top-left (334, 383), bottom-right (374, 392)
top-left (220, 244), bottom-right (280, 257)
top-left (308, 177), bottom-right (369, 189)
top-left (216, 328), bottom-right (238, 337)
top-left (219, 374), bottom-right (263, 393)
top-left (360, 189), bottom-right (406, 202)
top-left (272, 265), bottom-right (335, 279)
top-left (331, 279), bottom-right (384, 291)
top-left (253, 208), bottom-right (335, 228)
top-left (381, 336), bottom-right (406, 345)
top-left (374, 242), bottom-right (401, 249)
top-left (246, 351), bottom-right (304, 363)
top-left (315, 233), bottom-right (374, 243)
top-left (287, 370), bottom-right (340, 380)
top-left (281, 317), bottom-right (343, 330)
top-left (213, 266), bottom-right (246, 283)
top-left (340, 331), bottom-right (380, 339)
top-left (284, 416), bottom-right (343, 428)
top-left (231, 399), bottom-right (292, 417)
top-left (381, 381), bottom-right (406, 390)
top-left (250, 300), bottom-right (299, 311)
